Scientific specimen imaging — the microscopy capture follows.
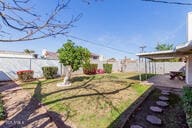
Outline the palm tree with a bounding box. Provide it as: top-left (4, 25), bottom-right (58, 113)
top-left (155, 43), bottom-right (174, 51)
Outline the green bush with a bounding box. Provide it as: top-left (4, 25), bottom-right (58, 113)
top-left (83, 64), bottom-right (98, 75)
top-left (17, 70), bottom-right (34, 82)
top-left (182, 86), bottom-right (192, 128)
top-left (42, 66), bottom-right (58, 79)
top-left (0, 95), bottom-right (6, 120)
top-left (103, 64), bottom-right (112, 73)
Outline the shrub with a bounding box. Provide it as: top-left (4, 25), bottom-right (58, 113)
top-left (83, 64), bottom-right (98, 75)
top-left (42, 66), bottom-right (58, 79)
top-left (17, 70), bottom-right (34, 82)
top-left (0, 95), bottom-right (5, 120)
top-left (103, 64), bottom-right (112, 73)
top-left (182, 86), bottom-right (192, 128)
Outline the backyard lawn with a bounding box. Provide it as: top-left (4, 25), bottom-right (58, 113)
top-left (19, 72), bottom-right (152, 128)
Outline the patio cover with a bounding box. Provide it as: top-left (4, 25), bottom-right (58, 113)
top-left (136, 41), bottom-right (192, 60)
top-left (136, 41), bottom-right (192, 85)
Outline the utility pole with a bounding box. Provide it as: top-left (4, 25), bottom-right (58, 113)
top-left (139, 45), bottom-right (146, 62)
top-left (140, 45), bottom-right (146, 53)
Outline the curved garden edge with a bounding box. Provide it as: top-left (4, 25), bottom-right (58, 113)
top-left (112, 86), bottom-right (155, 128)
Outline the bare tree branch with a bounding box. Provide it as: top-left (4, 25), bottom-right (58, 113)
top-left (0, 0), bottom-right (82, 42)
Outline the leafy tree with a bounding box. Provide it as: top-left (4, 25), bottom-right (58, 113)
top-left (24, 49), bottom-right (35, 54)
top-left (57, 40), bottom-right (90, 86)
top-left (155, 43), bottom-right (174, 51)
top-left (154, 43), bottom-right (181, 62)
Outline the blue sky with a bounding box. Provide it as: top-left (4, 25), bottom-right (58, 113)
top-left (1, 0), bottom-right (192, 59)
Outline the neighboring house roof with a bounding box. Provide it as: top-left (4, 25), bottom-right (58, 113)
top-left (43, 50), bottom-right (58, 59)
top-left (107, 58), bottom-right (117, 62)
top-left (0, 50), bottom-right (25, 55)
top-left (91, 53), bottom-right (99, 58)
top-left (121, 58), bottom-right (136, 64)
top-left (0, 50), bottom-right (35, 58)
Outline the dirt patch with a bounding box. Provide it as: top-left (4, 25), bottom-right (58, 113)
top-left (124, 89), bottom-right (188, 128)
top-left (0, 81), bottom-right (72, 128)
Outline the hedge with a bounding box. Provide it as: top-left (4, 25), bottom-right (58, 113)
top-left (182, 86), bottom-right (192, 128)
top-left (103, 64), bottom-right (112, 73)
top-left (0, 95), bottom-right (6, 120)
top-left (83, 64), bottom-right (98, 75)
top-left (42, 66), bottom-right (58, 79)
top-left (17, 70), bottom-right (34, 82)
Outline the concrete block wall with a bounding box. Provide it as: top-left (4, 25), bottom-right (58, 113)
top-left (0, 57), bottom-right (186, 80)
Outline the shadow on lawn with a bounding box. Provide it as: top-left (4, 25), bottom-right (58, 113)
top-left (41, 77), bottom-right (134, 124)
top-left (41, 75), bottom-right (132, 107)
top-left (43, 84), bottom-right (131, 106)
top-left (71, 76), bottom-right (91, 82)
top-left (40, 76), bottom-right (134, 124)
top-left (43, 76), bottom-right (95, 97)
top-left (1, 81), bottom-right (71, 128)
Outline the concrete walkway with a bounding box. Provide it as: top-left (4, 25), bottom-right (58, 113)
top-left (144, 74), bottom-right (185, 89)
top-left (0, 81), bottom-right (72, 128)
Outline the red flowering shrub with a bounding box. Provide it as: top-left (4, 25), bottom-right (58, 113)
top-left (83, 64), bottom-right (98, 75)
top-left (17, 70), bottom-right (34, 81)
top-left (97, 69), bottom-right (105, 74)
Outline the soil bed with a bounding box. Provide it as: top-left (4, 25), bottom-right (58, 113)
top-left (124, 88), bottom-right (188, 128)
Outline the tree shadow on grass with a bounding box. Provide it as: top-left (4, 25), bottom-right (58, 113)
top-left (43, 84), bottom-right (131, 106)
top-left (1, 81), bottom-right (71, 128)
top-left (127, 75), bottom-right (140, 80)
top-left (41, 76), bottom-right (133, 119)
top-left (70, 76), bottom-right (91, 82)
top-left (43, 76), bottom-right (95, 97)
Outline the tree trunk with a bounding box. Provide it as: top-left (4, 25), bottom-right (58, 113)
top-left (57, 66), bottom-right (72, 87)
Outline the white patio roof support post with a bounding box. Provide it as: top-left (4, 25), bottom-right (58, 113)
top-left (138, 57), bottom-right (142, 81)
top-left (186, 56), bottom-right (192, 86)
top-left (145, 58), bottom-right (147, 80)
top-left (149, 60), bottom-right (151, 74)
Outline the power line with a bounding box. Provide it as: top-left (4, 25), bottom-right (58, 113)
top-left (142, 0), bottom-right (192, 6)
top-left (65, 35), bottom-right (136, 54)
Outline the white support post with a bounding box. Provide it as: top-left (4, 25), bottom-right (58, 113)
top-left (186, 56), bottom-right (192, 85)
top-left (139, 57), bottom-right (141, 81)
top-left (145, 58), bottom-right (147, 80)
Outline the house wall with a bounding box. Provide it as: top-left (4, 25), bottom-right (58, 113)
top-left (119, 61), bottom-right (185, 74)
top-left (186, 56), bottom-right (192, 85)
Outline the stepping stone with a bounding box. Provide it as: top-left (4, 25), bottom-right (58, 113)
top-left (146, 115), bottom-right (162, 125)
top-left (150, 106), bottom-right (163, 113)
top-left (156, 101), bottom-right (168, 107)
top-left (159, 96), bottom-right (169, 101)
top-left (161, 91), bottom-right (170, 95)
top-left (130, 125), bottom-right (143, 128)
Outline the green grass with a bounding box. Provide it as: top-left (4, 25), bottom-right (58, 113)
top-left (20, 72), bottom-right (151, 128)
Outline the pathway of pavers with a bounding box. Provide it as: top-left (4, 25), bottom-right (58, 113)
top-left (130, 90), bottom-right (170, 127)
top-left (0, 81), bottom-right (72, 128)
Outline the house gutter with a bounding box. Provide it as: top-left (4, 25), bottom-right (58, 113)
top-left (175, 41), bottom-right (192, 52)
